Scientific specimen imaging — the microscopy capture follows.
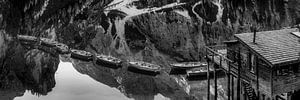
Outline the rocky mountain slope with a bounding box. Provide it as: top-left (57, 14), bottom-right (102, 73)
top-left (1, 0), bottom-right (300, 62)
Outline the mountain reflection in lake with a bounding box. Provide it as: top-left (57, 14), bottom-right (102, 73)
top-left (0, 54), bottom-right (230, 100)
top-left (14, 61), bottom-right (130, 100)
top-left (12, 57), bottom-right (198, 100)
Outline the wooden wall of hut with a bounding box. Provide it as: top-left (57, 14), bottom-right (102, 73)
top-left (273, 63), bottom-right (300, 95)
top-left (226, 42), bottom-right (273, 99)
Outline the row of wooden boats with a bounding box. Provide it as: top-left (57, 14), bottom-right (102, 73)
top-left (70, 48), bottom-right (216, 77)
top-left (17, 35), bottom-right (162, 75)
top-left (70, 49), bottom-right (161, 75)
top-left (70, 49), bottom-right (123, 68)
top-left (18, 35), bottom-right (70, 54)
top-left (17, 35), bottom-right (218, 77)
top-left (170, 62), bottom-right (223, 80)
top-left (70, 48), bottom-right (214, 77)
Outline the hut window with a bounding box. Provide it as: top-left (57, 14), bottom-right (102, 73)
top-left (277, 68), bottom-right (289, 76)
top-left (250, 54), bottom-right (256, 73)
top-left (247, 53), bottom-right (256, 73)
top-left (276, 65), bottom-right (297, 76)
top-left (292, 64), bottom-right (299, 74)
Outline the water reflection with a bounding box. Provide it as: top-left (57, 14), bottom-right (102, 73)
top-left (8, 56), bottom-right (193, 100)
top-left (71, 59), bottom-right (193, 100)
top-left (0, 54), bottom-right (230, 100)
top-left (0, 48), bottom-right (59, 100)
top-left (15, 61), bottom-right (129, 100)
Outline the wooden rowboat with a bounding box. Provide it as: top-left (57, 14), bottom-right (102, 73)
top-left (186, 67), bottom-right (221, 77)
top-left (54, 43), bottom-right (69, 54)
top-left (171, 62), bottom-right (207, 69)
top-left (17, 35), bottom-right (37, 43)
top-left (40, 38), bottom-right (58, 47)
top-left (70, 49), bottom-right (93, 61)
top-left (95, 54), bottom-right (122, 68)
top-left (128, 61), bottom-right (161, 75)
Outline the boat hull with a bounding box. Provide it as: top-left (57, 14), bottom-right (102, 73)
top-left (71, 54), bottom-right (92, 61)
top-left (20, 41), bottom-right (37, 46)
top-left (169, 68), bottom-right (188, 75)
top-left (96, 59), bottom-right (122, 69)
top-left (18, 35), bottom-right (37, 43)
top-left (55, 43), bottom-right (70, 54)
top-left (70, 51), bottom-right (93, 61)
top-left (127, 66), bottom-right (160, 76)
top-left (171, 62), bottom-right (207, 69)
top-left (171, 66), bottom-right (200, 69)
top-left (186, 69), bottom-right (225, 81)
top-left (187, 69), bottom-right (222, 76)
top-left (41, 39), bottom-right (57, 47)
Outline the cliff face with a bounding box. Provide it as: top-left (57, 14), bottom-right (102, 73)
top-left (127, 12), bottom-right (205, 61)
top-left (0, 0), bottom-right (299, 68)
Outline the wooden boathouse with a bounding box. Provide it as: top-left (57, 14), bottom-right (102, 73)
top-left (205, 28), bottom-right (300, 100)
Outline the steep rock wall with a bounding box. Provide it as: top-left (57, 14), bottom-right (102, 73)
top-left (0, 0), bottom-right (299, 68)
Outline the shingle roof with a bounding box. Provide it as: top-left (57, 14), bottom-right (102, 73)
top-left (234, 28), bottom-right (300, 66)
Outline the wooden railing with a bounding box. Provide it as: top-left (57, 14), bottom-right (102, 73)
top-left (205, 45), bottom-right (263, 100)
top-left (205, 45), bottom-right (233, 72)
top-left (205, 45), bottom-right (256, 80)
top-left (205, 45), bottom-right (235, 100)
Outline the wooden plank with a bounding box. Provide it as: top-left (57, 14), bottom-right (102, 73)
top-left (205, 46), bottom-right (234, 63)
top-left (264, 53), bottom-right (299, 60)
top-left (258, 48), bottom-right (298, 56)
top-left (273, 76), bottom-right (300, 95)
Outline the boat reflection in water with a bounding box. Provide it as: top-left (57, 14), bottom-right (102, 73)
top-left (70, 58), bottom-right (193, 100)
top-left (8, 56), bottom-right (193, 100)
top-left (0, 53), bottom-right (232, 100)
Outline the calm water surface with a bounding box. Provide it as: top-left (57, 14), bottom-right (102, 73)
top-left (7, 55), bottom-right (228, 100)
top-left (13, 61), bottom-right (172, 100)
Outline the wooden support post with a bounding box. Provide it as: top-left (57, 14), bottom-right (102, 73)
top-left (207, 54), bottom-right (210, 100)
top-left (214, 57), bottom-right (220, 100)
top-left (213, 54), bottom-right (218, 100)
top-left (256, 61), bottom-right (260, 100)
top-left (237, 48), bottom-right (241, 100)
top-left (228, 61), bottom-right (231, 100)
top-left (244, 91), bottom-right (247, 100)
top-left (232, 76), bottom-right (235, 100)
